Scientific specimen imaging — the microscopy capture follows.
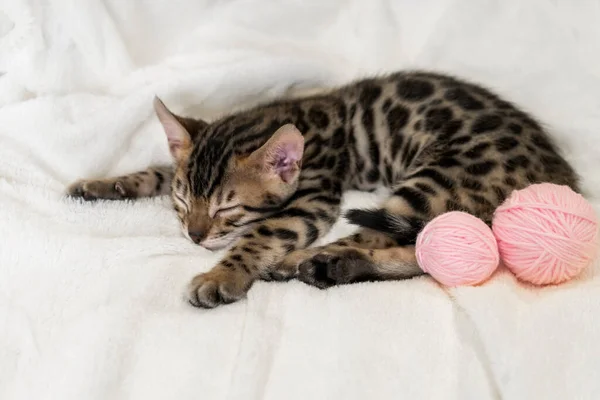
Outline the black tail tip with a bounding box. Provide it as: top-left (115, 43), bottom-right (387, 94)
top-left (345, 208), bottom-right (424, 245)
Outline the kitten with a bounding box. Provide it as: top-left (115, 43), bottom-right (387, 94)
top-left (68, 71), bottom-right (579, 308)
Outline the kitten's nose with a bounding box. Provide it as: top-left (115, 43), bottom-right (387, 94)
top-left (188, 230), bottom-right (205, 244)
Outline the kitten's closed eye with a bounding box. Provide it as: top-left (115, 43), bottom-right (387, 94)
top-left (213, 205), bottom-right (240, 218)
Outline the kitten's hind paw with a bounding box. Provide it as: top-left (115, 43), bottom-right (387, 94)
top-left (297, 249), bottom-right (374, 289)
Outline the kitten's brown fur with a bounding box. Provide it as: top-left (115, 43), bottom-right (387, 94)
top-left (68, 71), bottom-right (579, 308)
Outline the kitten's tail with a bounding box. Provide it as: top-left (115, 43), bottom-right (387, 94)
top-left (345, 209), bottom-right (424, 246)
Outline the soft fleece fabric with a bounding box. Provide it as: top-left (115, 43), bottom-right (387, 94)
top-left (1, 1), bottom-right (599, 399)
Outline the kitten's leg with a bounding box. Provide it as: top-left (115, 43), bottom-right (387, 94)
top-left (187, 192), bottom-right (341, 308)
top-left (332, 229), bottom-right (397, 249)
top-left (277, 208), bottom-right (410, 271)
top-left (294, 222), bottom-right (425, 289)
top-left (276, 228), bottom-right (396, 275)
top-left (293, 171), bottom-right (458, 287)
top-left (297, 246), bottom-right (423, 289)
top-left (67, 165), bottom-right (173, 201)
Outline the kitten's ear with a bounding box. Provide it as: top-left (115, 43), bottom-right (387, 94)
top-left (249, 124), bottom-right (304, 184)
top-left (154, 96), bottom-right (192, 161)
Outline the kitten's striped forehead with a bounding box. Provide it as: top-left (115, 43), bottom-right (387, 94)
top-left (185, 116), bottom-right (276, 198)
top-left (187, 135), bottom-right (231, 198)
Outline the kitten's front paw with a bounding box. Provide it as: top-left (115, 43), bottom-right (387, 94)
top-left (187, 268), bottom-right (254, 308)
top-left (298, 249), bottom-right (372, 289)
top-left (67, 179), bottom-right (127, 201)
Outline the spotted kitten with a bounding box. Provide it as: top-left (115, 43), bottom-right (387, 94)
top-left (68, 71), bottom-right (578, 308)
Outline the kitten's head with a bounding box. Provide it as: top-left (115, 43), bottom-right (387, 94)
top-left (154, 97), bottom-right (304, 250)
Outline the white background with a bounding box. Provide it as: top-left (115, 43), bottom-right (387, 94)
top-left (1, 1), bottom-right (599, 399)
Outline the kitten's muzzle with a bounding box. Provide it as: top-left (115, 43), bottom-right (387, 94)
top-left (188, 231), bottom-right (227, 251)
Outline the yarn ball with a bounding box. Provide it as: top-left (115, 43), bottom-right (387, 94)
top-left (493, 183), bottom-right (599, 285)
top-left (416, 211), bottom-right (499, 286)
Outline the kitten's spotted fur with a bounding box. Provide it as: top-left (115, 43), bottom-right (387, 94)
top-left (68, 71), bottom-right (579, 308)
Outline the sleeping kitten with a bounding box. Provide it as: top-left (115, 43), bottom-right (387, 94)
top-left (68, 71), bottom-right (579, 308)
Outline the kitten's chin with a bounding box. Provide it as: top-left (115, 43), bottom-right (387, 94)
top-left (199, 242), bottom-right (229, 251)
top-left (199, 235), bottom-right (239, 251)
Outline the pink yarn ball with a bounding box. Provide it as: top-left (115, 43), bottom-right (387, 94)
top-left (416, 212), bottom-right (499, 286)
top-left (493, 183), bottom-right (599, 285)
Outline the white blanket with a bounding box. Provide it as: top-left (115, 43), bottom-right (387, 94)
top-left (1, 1), bottom-right (600, 399)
